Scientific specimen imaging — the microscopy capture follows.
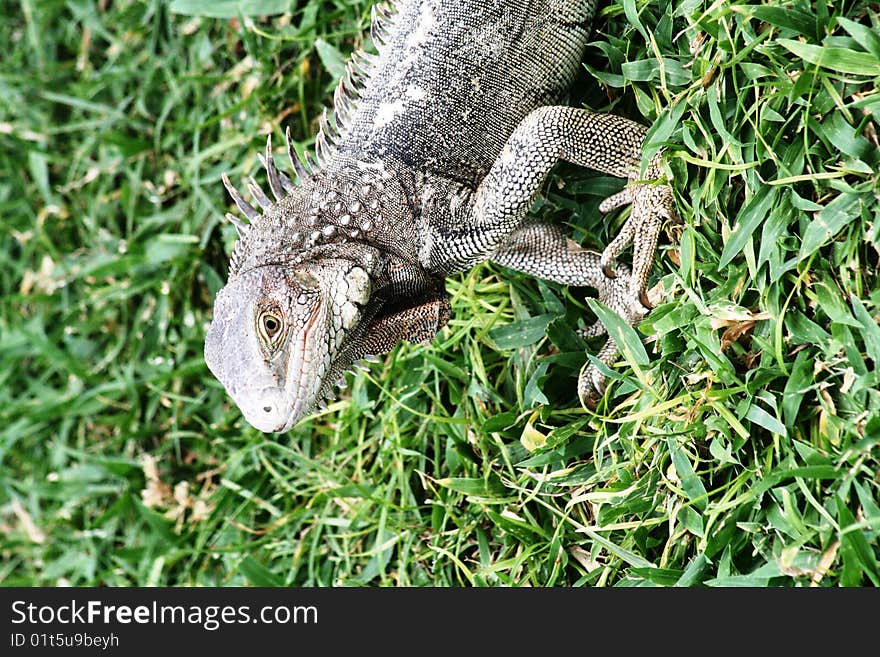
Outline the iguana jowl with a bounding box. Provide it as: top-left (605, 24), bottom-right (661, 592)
top-left (205, 0), bottom-right (675, 433)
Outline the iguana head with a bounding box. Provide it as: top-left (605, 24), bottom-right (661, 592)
top-left (205, 133), bottom-right (383, 432)
top-left (205, 256), bottom-right (371, 433)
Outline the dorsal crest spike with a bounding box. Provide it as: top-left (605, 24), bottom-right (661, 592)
top-left (305, 150), bottom-right (320, 174)
top-left (263, 134), bottom-right (286, 200)
top-left (370, 15), bottom-right (388, 44)
top-left (335, 83), bottom-right (354, 118)
top-left (325, 108), bottom-right (341, 140)
top-left (315, 133), bottom-right (329, 164)
top-left (221, 173), bottom-right (260, 221)
top-left (316, 108), bottom-right (341, 159)
top-left (333, 93), bottom-right (352, 131)
top-left (333, 78), bottom-right (347, 113)
top-left (338, 76), bottom-right (361, 123)
top-left (370, 1), bottom-right (397, 44)
top-left (279, 169), bottom-right (297, 194)
top-left (346, 61), bottom-right (368, 87)
top-left (335, 109), bottom-right (351, 136)
top-left (285, 126), bottom-right (311, 182)
top-left (350, 49), bottom-right (375, 77)
top-left (247, 177), bottom-right (272, 211)
top-left (340, 67), bottom-right (362, 99)
top-left (224, 212), bottom-right (249, 238)
top-left (317, 108), bottom-right (337, 145)
top-left (257, 152), bottom-right (297, 195)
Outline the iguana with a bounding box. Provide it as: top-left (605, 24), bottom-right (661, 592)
top-left (205, 0), bottom-right (675, 433)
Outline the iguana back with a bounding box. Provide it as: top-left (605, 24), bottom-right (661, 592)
top-left (334, 0), bottom-right (592, 184)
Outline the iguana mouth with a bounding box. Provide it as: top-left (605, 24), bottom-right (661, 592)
top-left (276, 299), bottom-right (325, 432)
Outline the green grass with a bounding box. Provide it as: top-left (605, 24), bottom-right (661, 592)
top-left (1, 0), bottom-right (878, 587)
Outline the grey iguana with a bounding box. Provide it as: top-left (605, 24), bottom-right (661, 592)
top-left (205, 0), bottom-right (676, 433)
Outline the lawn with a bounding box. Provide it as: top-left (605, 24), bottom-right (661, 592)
top-left (1, 0), bottom-right (878, 587)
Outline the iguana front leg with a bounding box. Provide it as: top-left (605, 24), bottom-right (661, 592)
top-left (420, 106), bottom-right (674, 400)
top-left (420, 106), bottom-right (673, 281)
top-left (596, 158), bottom-right (675, 309)
top-left (492, 222), bottom-right (648, 404)
top-left (320, 286), bottom-right (451, 405)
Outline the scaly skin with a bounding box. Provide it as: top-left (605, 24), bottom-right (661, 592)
top-left (205, 0), bottom-right (676, 432)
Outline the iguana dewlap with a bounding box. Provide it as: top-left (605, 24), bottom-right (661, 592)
top-left (205, 0), bottom-right (675, 433)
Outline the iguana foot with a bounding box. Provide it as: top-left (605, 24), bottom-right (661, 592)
top-left (598, 160), bottom-right (676, 311)
top-left (577, 336), bottom-right (617, 408)
top-left (574, 259), bottom-right (650, 404)
top-left (575, 167), bottom-right (674, 404)
top-left (490, 222), bottom-right (650, 406)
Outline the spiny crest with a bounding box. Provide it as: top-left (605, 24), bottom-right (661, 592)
top-left (314, 108), bottom-right (338, 165)
top-left (370, 1), bottom-right (398, 45)
top-left (222, 1), bottom-right (402, 247)
top-left (222, 150), bottom-right (389, 276)
top-left (321, 1), bottom-right (401, 155)
top-left (221, 131), bottom-right (314, 237)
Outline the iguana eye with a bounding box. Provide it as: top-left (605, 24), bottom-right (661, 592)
top-left (258, 310), bottom-right (284, 345)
